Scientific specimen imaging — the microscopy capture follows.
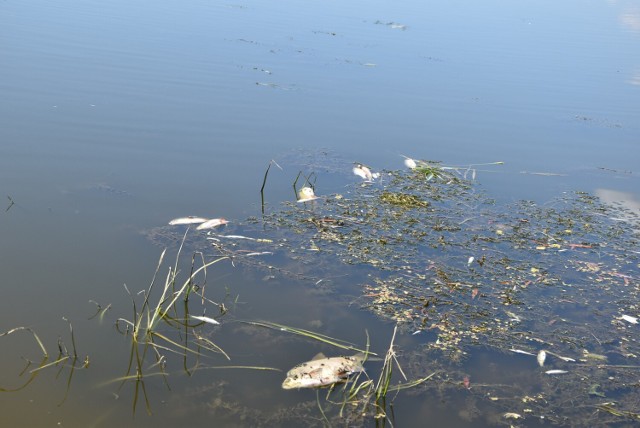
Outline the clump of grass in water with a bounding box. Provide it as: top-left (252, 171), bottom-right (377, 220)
top-left (250, 321), bottom-right (435, 425)
top-left (332, 326), bottom-right (437, 425)
top-left (379, 191), bottom-right (429, 208)
top-left (0, 320), bottom-right (89, 404)
top-left (114, 230), bottom-right (231, 415)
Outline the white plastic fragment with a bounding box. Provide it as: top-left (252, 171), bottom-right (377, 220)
top-left (545, 370), bottom-right (568, 375)
top-left (467, 256), bottom-right (474, 266)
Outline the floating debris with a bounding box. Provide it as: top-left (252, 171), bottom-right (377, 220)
top-left (196, 218), bottom-right (229, 230)
top-left (588, 384), bottom-right (606, 397)
top-left (282, 353), bottom-right (366, 389)
top-left (168, 216), bottom-right (209, 225)
top-left (621, 315), bottom-right (638, 324)
top-left (374, 20), bottom-right (408, 30)
top-left (582, 350), bottom-right (608, 362)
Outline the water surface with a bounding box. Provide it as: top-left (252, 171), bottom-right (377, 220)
top-left (1, 0), bottom-right (638, 426)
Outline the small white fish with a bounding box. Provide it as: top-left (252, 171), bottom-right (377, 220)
top-left (537, 350), bottom-right (547, 367)
top-left (168, 216), bottom-right (208, 225)
top-left (297, 186), bottom-right (318, 202)
top-left (621, 315), bottom-right (638, 324)
top-left (545, 370), bottom-right (568, 375)
top-left (282, 353), bottom-right (366, 389)
top-left (353, 164), bottom-right (379, 182)
top-left (556, 355), bottom-right (576, 362)
top-left (196, 218), bottom-right (229, 230)
top-left (546, 351), bottom-right (576, 362)
top-left (510, 349), bottom-right (536, 356)
top-left (403, 157), bottom-right (417, 169)
top-left (190, 315), bottom-right (220, 325)
top-left (503, 412), bottom-right (522, 420)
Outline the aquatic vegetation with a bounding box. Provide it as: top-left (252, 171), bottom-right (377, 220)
top-left (0, 320), bottom-right (89, 405)
top-left (142, 154), bottom-right (640, 425)
top-left (113, 236), bottom-right (234, 415)
top-left (5, 195), bottom-right (15, 212)
top-left (245, 322), bottom-right (435, 425)
top-left (379, 191), bottom-right (429, 208)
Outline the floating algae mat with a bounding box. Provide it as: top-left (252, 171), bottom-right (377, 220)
top-left (145, 159), bottom-right (640, 425)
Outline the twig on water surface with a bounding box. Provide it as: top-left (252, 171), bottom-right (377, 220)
top-left (6, 195), bottom-right (15, 212)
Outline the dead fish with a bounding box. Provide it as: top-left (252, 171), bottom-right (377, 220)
top-left (353, 163), bottom-right (380, 182)
top-left (282, 353), bottom-right (366, 389)
top-left (402, 156), bottom-right (417, 169)
top-left (545, 370), bottom-right (568, 375)
top-left (503, 412), bottom-right (522, 420)
top-left (190, 315), bottom-right (220, 325)
top-left (196, 218), bottom-right (229, 230)
top-left (297, 186), bottom-right (318, 203)
top-left (510, 349), bottom-right (536, 356)
top-left (537, 350), bottom-right (547, 367)
top-left (168, 216), bottom-right (208, 225)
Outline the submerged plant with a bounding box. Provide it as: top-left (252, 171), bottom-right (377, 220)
top-left (114, 231), bottom-right (231, 415)
top-left (0, 320), bottom-right (89, 404)
top-left (252, 320), bottom-right (435, 426)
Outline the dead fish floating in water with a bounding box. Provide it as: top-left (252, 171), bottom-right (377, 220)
top-left (297, 186), bottom-right (318, 203)
top-left (196, 218), bottom-right (229, 230)
top-left (168, 216), bottom-right (209, 225)
top-left (353, 163), bottom-right (380, 182)
top-left (282, 353), bottom-right (366, 389)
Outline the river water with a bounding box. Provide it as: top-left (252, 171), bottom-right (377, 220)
top-left (1, 0), bottom-right (638, 426)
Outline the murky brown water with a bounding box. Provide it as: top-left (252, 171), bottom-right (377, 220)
top-left (1, 0), bottom-right (639, 426)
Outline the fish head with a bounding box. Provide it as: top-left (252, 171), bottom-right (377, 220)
top-left (281, 369), bottom-right (324, 390)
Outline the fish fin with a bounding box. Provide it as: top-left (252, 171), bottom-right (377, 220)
top-left (311, 353), bottom-right (326, 361)
top-left (336, 370), bottom-right (350, 379)
top-left (308, 368), bottom-right (323, 377)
